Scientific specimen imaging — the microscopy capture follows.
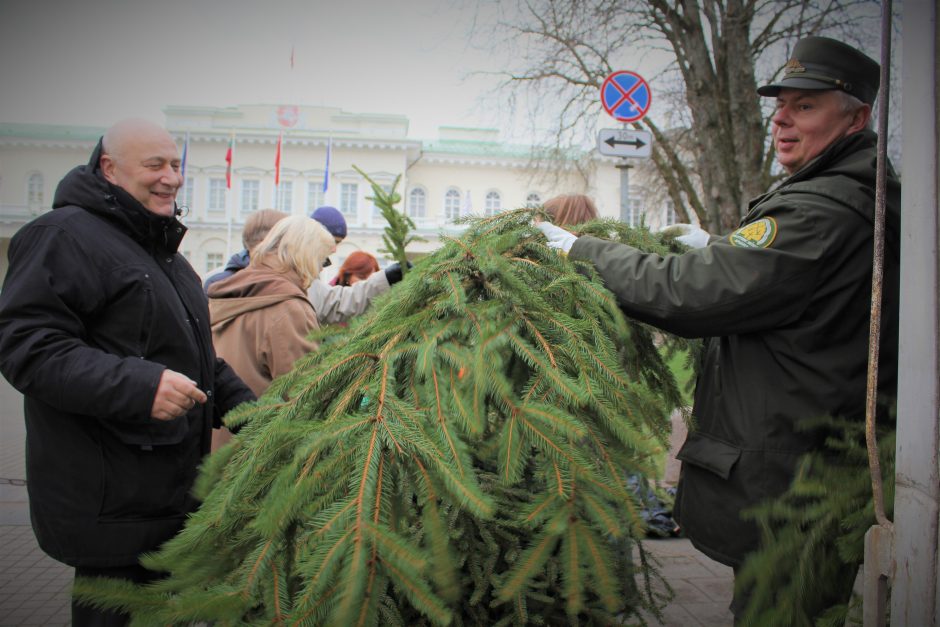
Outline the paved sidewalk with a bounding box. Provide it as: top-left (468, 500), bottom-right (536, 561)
top-left (0, 378), bottom-right (733, 626)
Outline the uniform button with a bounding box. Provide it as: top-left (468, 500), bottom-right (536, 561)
top-left (166, 257), bottom-right (173, 263)
top-left (206, 390), bottom-right (213, 398)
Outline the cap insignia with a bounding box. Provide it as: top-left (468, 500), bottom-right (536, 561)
top-left (730, 217), bottom-right (778, 248)
top-left (784, 58), bottom-right (806, 75)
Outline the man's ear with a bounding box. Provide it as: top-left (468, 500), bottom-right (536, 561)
top-left (99, 153), bottom-right (118, 184)
top-left (848, 104), bottom-right (872, 134)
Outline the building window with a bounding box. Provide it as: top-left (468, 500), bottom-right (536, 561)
top-left (307, 181), bottom-right (324, 214)
top-left (624, 197), bottom-right (641, 227)
top-left (276, 181), bottom-right (294, 213)
top-left (27, 172), bottom-right (43, 206)
top-left (525, 192), bottom-right (541, 208)
top-left (665, 200), bottom-right (678, 226)
top-left (241, 180), bottom-right (260, 216)
top-left (484, 191), bottom-right (501, 216)
top-left (178, 177), bottom-right (194, 212)
top-left (371, 184), bottom-right (393, 221)
top-left (208, 178), bottom-right (226, 214)
top-left (206, 252), bottom-right (224, 274)
top-left (340, 183), bottom-right (358, 217)
top-left (407, 187), bottom-right (426, 219)
top-left (443, 188), bottom-right (461, 222)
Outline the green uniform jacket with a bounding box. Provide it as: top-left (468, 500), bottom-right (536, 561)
top-left (569, 130), bottom-right (900, 567)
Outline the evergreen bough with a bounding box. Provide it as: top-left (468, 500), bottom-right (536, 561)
top-left (736, 416), bottom-right (896, 627)
top-left (76, 209), bottom-right (684, 625)
top-left (354, 166), bottom-right (424, 274)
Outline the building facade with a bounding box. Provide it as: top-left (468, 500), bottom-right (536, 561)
top-left (0, 104), bottom-right (674, 284)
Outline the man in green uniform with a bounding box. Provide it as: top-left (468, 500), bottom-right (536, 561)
top-left (537, 36), bottom-right (900, 617)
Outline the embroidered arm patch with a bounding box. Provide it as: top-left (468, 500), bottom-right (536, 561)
top-left (729, 217), bottom-right (778, 248)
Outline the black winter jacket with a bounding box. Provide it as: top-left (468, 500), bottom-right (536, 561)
top-left (570, 130), bottom-right (900, 567)
top-left (0, 141), bottom-right (255, 568)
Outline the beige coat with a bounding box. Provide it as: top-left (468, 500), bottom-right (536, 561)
top-left (208, 262), bottom-right (319, 398)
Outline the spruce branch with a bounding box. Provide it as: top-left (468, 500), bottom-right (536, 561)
top-left (77, 208), bottom-right (686, 625)
top-left (354, 165), bottom-right (424, 274)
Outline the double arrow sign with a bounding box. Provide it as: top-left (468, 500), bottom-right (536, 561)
top-left (596, 128), bottom-right (653, 158)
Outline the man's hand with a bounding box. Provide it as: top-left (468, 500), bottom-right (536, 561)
top-left (151, 369), bottom-right (208, 421)
top-left (670, 224), bottom-right (711, 249)
top-left (535, 221), bottom-right (578, 254)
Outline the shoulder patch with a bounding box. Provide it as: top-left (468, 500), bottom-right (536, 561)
top-left (729, 217), bottom-right (778, 248)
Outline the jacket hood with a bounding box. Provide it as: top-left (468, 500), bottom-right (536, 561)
top-left (207, 263), bottom-right (309, 328)
top-left (52, 139), bottom-right (188, 253)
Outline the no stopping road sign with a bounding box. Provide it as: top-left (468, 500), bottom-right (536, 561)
top-left (601, 71), bottom-right (652, 123)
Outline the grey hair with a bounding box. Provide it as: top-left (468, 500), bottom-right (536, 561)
top-left (837, 91), bottom-right (872, 129)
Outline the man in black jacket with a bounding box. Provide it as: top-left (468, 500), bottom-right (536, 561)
top-left (0, 118), bottom-right (255, 625)
top-left (537, 37), bottom-right (899, 618)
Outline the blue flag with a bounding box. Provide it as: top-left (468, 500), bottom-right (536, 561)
top-left (180, 132), bottom-right (189, 183)
top-left (322, 137), bottom-right (331, 194)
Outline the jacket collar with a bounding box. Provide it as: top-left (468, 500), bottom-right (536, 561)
top-left (53, 138), bottom-right (187, 253)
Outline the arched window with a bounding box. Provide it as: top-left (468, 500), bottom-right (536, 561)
top-left (27, 172), bottom-right (43, 207)
top-left (408, 187), bottom-right (427, 219)
top-left (525, 192), bottom-right (541, 208)
top-left (484, 191), bottom-right (501, 216)
top-left (443, 188), bottom-right (461, 222)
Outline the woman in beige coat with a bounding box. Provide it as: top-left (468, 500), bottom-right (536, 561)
top-left (207, 214), bottom-right (336, 448)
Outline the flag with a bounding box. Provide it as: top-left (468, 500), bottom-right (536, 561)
top-left (224, 135), bottom-right (234, 189)
top-left (180, 132), bottom-right (189, 184)
top-left (461, 190), bottom-right (473, 216)
top-left (274, 133), bottom-right (282, 187)
top-left (322, 137), bottom-right (332, 194)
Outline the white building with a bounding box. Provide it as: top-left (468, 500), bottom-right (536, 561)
top-left (0, 104), bottom-right (674, 283)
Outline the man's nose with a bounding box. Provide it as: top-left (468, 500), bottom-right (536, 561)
top-left (771, 106), bottom-right (791, 126)
top-left (160, 166), bottom-right (182, 188)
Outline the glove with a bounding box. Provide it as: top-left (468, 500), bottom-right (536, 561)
top-left (384, 261), bottom-right (412, 285)
top-left (670, 223), bottom-right (711, 249)
top-left (535, 221), bottom-right (577, 254)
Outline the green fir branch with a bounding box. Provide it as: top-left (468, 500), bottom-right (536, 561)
top-left (78, 209), bottom-right (689, 625)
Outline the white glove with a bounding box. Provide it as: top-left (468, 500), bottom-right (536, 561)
top-left (672, 223), bottom-right (711, 249)
top-left (535, 221), bottom-right (578, 254)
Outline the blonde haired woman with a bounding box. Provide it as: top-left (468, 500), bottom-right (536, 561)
top-left (207, 215), bottom-right (335, 447)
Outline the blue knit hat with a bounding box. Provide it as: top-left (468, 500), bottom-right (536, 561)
top-left (310, 205), bottom-right (347, 239)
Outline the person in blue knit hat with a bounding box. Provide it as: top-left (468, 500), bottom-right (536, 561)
top-left (204, 206), bottom-right (405, 324)
top-left (310, 205), bottom-right (347, 241)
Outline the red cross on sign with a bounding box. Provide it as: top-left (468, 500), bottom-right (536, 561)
top-left (600, 71), bottom-right (652, 123)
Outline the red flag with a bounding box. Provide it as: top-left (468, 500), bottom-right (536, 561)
top-left (274, 133), bottom-right (282, 186)
top-left (224, 135), bottom-right (235, 189)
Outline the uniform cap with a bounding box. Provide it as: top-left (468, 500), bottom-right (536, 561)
top-left (757, 36), bottom-right (880, 106)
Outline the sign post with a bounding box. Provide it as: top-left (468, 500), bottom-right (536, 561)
top-left (599, 71), bottom-right (653, 224)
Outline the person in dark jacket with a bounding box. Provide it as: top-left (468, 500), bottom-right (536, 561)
top-left (0, 118), bottom-right (255, 626)
top-left (536, 36), bottom-right (900, 617)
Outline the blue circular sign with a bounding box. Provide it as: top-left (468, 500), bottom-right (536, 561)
top-left (601, 71), bottom-right (652, 123)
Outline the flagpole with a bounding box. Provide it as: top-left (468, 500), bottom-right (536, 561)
top-left (274, 133), bottom-right (283, 207)
top-left (225, 132), bottom-right (235, 256)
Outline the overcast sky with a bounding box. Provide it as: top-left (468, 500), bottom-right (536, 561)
top-left (0, 0), bottom-right (510, 140)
